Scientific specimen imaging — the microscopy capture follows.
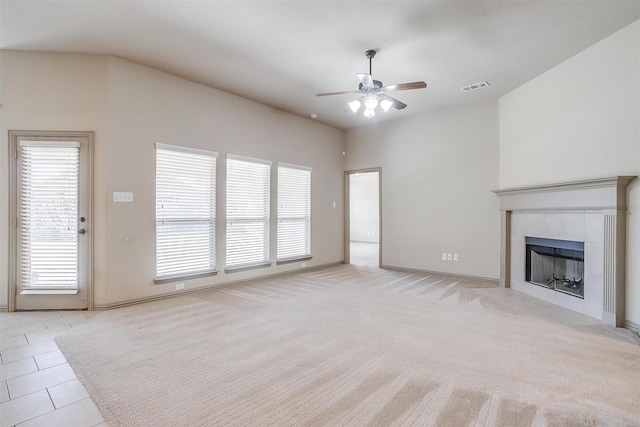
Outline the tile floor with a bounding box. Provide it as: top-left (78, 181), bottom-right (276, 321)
top-left (0, 311), bottom-right (107, 427)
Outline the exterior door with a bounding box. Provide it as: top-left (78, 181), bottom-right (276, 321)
top-left (10, 131), bottom-right (93, 310)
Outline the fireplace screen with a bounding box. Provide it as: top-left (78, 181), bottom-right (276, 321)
top-left (525, 237), bottom-right (585, 298)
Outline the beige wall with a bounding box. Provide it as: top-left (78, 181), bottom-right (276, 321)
top-left (499, 20), bottom-right (640, 325)
top-left (345, 101), bottom-right (501, 279)
top-left (1, 51), bottom-right (344, 309)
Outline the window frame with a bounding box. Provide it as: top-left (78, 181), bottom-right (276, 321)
top-left (154, 143), bottom-right (218, 283)
top-left (276, 162), bottom-right (312, 263)
top-left (225, 154), bottom-right (272, 272)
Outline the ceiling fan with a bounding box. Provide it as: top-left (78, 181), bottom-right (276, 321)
top-left (316, 49), bottom-right (427, 118)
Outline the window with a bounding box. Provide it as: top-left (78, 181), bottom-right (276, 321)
top-left (226, 155), bottom-right (271, 270)
top-left (277, 163), bottom-right (311, 261)
top-left (155, 144), bottom-right (217, 280)
top-left (18, 141), bottom-right (80, 289)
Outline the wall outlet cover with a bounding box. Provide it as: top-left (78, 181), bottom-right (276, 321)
top-left (113, 191), bottom-right (134, 203)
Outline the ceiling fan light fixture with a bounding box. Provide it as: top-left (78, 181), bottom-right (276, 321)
top-left (316, 49), bottom-right (427, 121)
top-left (364, 95), bottom-right (378, 110)
top-left (348, 100), bottom-right (362, 113)
top-left (380, 99), bottom-right (393, 112)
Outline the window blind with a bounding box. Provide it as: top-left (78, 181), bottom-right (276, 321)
top-left (19, 141), bottom-right (80, 289)
top-left (156, 144), bottom-right (217, 280)
top-left (226, 155), bottom-right (271, 269)
top-left (277, 164), bottom-right (311, 261)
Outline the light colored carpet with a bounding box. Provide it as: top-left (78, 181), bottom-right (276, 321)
top-left (55, 265), bottom-right (640, 426)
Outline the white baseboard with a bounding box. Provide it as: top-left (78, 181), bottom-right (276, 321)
top-left (624, 320), bottom-right (640, 335)
top-left (93, 261), bottom-right (344, 311)
top-left (380, 264), bottom-right (499, 285)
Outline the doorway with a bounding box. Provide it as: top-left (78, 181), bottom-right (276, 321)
top-left (9, 131), bottom-right (94, 311)
top-left (345, 168), bottom-right (381, 267)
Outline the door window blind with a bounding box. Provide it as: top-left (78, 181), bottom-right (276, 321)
top-left (226, 155), bottom-right (271, 269)
top-left (277, 164), bottom-right (311, 261)
top-left (156, 144), bottom-right (217, 280)
top-left (19, 141), bottom-right (80, 289)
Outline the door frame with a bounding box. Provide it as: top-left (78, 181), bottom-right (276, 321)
top-left (344, 167), bottom-right (382, 267)
top-left (8, 130), bottom-right (94, 311)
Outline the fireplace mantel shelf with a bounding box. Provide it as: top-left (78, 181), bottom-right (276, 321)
top-left (492, 176), bottom-right (636, 212)
top-left (493, 176), bottom-right (636, 197)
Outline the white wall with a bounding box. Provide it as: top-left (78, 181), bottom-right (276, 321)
top-left (499, 20), bottom-right (640, 325)
top-left (0, 51), bottom-right (344, 309)
top-left (345, 101), bottom-right (501, 279)
top-left (349, 172), bottom-right (379, 243)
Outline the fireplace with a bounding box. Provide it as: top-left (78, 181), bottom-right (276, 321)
top-left (525, 237), bottom-right (584, 298)
top-left (493, 176), bottom-right (636, 327)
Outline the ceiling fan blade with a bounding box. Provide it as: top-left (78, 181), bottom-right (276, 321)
top-left (380, 94), bottom-right (407, 110)
top-left (357, 73), bottom-right (375, 89)
top-left (382, 81), bottom-right (427, 91)
top-left (316, 90), bottom-right (360, 97)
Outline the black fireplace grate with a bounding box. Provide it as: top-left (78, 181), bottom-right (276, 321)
top-left (525, 237), bottom-right (585, 299)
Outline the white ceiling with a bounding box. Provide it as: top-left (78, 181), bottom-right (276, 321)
top-left (2, 1), bottom-right (639, 130)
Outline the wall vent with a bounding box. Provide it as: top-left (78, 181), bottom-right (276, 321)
top-left (461, 81), bottom-right (490, 92)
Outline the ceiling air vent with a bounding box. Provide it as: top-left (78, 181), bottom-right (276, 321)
top-left (461, 81), bottom-right (490, 92)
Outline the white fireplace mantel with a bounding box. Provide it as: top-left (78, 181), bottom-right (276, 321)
top-left (493, 176), bottom-right (636, 327)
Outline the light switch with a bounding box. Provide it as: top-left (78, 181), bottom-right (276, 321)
top-left (113, 192), bottom-right (134, 203)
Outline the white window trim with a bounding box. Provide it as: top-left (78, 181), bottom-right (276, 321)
top-left (278, 162), bottom-right (312, 172)
top-left (155, 144), bottom-right (218, 282)
top-left (225, 154), bottom-right (272, 271)
top-left (227, 153), bottom-right (272, 166)
top-left (156, 143), bottom-right (218, 158)
top-left (276, 162), bottom-right (312, 263)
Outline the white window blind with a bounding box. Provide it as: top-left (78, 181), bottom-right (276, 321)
top-left (19, 141), bottom-right (80, 289)
top-left (156, 144), bottom-right (217, 280)
top-left (277, 164), bottom-right (311, 261)
top-left (226, 155), bottom-right (271, 269)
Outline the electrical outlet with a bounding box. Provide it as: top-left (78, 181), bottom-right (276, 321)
top-left (441, 253), bottom-right (447, 261)
top-left (175, 283), bottom-right (184, 290)
top-left (447, 253), bottom-right (452, 261)
top-left (301, 262), bottom-right (307, 268)
top-left (454, 253), bottom-right (459, 261)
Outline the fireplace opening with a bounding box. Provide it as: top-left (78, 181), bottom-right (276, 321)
top-left (525, 237), bottom-right (585, 299)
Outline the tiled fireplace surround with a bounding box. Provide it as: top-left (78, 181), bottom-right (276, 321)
top-left (494, 176), bottom-right (636, 327)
